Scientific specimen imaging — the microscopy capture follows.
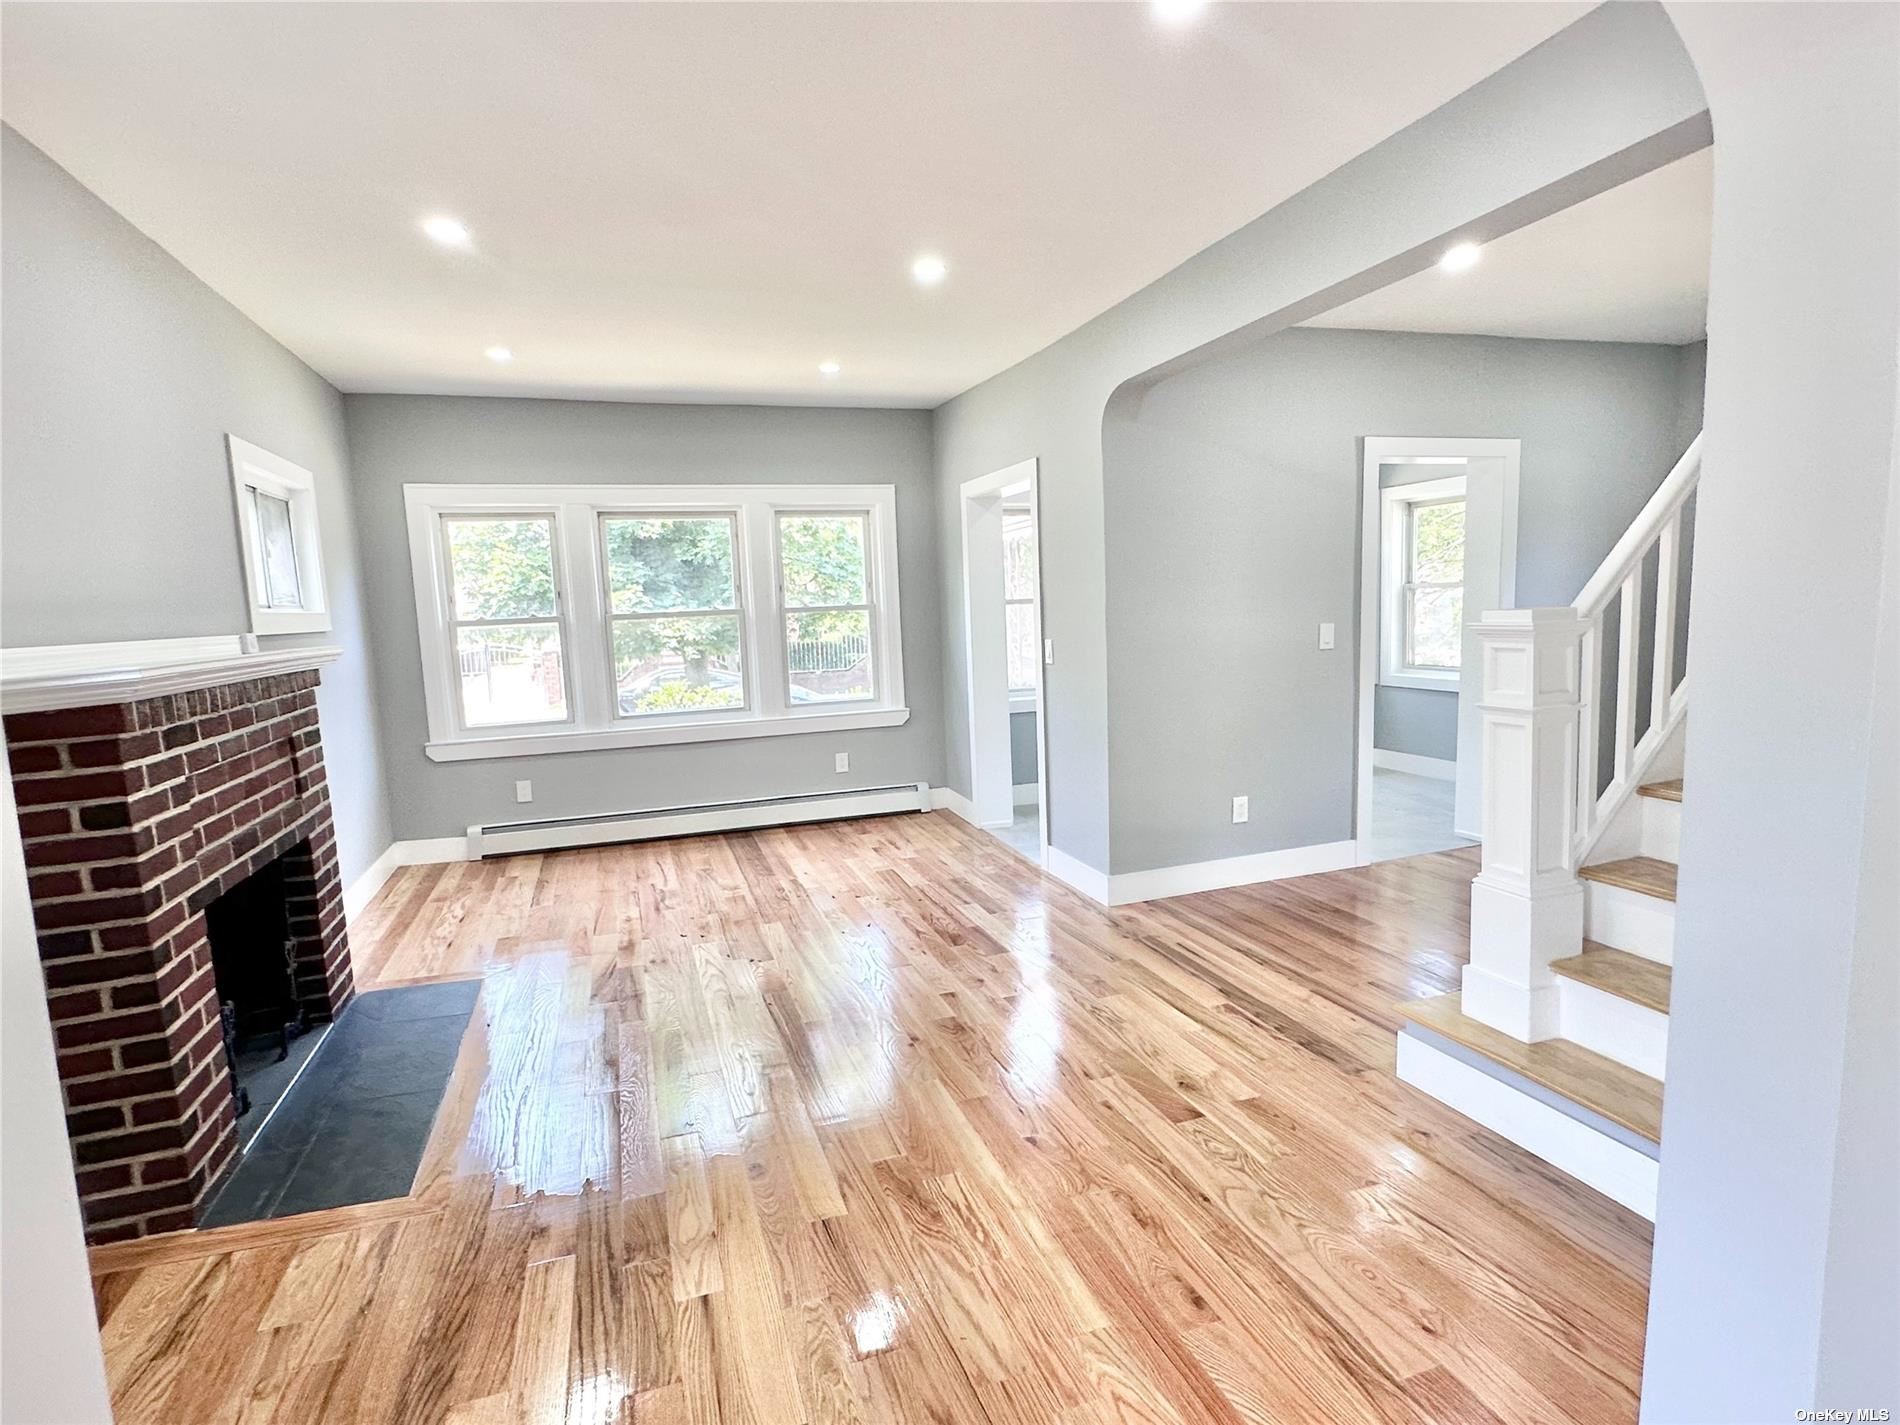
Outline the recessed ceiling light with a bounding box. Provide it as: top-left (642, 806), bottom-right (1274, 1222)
top-left (1439, 241), bottom-right (1482, 273)
top-left (911, 254), bottom-right (948, 287)
top-left (484, 346), bottom-right (513, 364)
top-left (818, 360), bottom-right (841, 377)
top-left (420, 214), bottom-right (472, 248)
top-left (1152, 0), bottom-right (1208, 26)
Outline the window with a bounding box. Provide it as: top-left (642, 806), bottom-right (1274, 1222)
top-left (404, 483), bottom-right (905, 760)
top-left (778, 513), bottom-right (874, 704)
top-left (443, 515), bottom-right (569, 728)
top-left (604, 515), bottom-right (744, 717)
top-left (1380, 475), bottom-right (1467, 689)
top-left (227, 435), bottom-right (330, 634)
top-left (1002, 507), bottom-right (1039, 702)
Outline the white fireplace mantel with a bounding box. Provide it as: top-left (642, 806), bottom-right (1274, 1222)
top-left (0, 635), bottom-right (343, 714)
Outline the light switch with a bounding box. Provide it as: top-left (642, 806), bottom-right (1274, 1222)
top-left (1043, 638), bottom-right (1054, 665)
top-left (1318, 622), bottom-right (1336, 650)
top-left (834, 752), bottom-right (850, 773)
top-left (515, 780), bottom-right (533, 804)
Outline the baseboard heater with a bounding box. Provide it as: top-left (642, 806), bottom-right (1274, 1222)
top-left (467, 781), bottom-right (930, 859)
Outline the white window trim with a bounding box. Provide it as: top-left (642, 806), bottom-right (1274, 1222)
top-left (404, 482), bottom-right (906, 761)
top-left (1379, 474), bottom-right (1467, 691)
top-left (227, 435), bottom-right (331, 634)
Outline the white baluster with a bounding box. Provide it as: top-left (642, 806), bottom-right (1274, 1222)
top-left (1651, 513), bottom-right (1681, 735)
top-left (1612, 571), bottom-right (1643, 792)
top-left (1575, 621), bottom-right (1602, 847)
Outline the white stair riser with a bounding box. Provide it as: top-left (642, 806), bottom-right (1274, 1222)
top-left (1557, 978), bottom-right (1669, 1079)
top-left (1397, 1034), bottom-right (1658, 1220)
top-left (1585, 880), bottom-right (1675, 963)
top-left (1640, 795), bottom-right (1681, 862)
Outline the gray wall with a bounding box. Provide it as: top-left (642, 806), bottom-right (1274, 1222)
top-left (342, 395), bottom-right (942, 840)
top-left (1102, 328), bottom-right (1703, 873)
top-left (1375, 686), bottom-right (1459, 762)
top-left (0, 126), bottom-right (392, 887)
top-left (932, 2), bottom-right (1710, 875)
top-left (1644, 3), bottom-right (1900, 1416)
top-left (1009, 709), bottom-right (1038, 787)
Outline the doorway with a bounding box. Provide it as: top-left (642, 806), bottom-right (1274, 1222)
top-left (1357, 437), bottom-right (1519, 861)
top-left (960, 459), bottom-right (1046, 862)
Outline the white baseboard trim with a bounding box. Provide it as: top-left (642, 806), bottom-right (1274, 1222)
top-left (931, 806), bottom-right (1359, 909)
top-left (928, 786), bottom-right (1012, 830)
top-left (1397, 1030), bottom-right (1657, 1220)
top-left (1012, 782), bottom-right (1039, 807)
top-left (1107, 839), bottom-right (1359, 906)
top-left (342, 835), bottom-right (472, 923)
top-left (342, 843), bottom-right (403, 923)
top-left (397, 836), bottom-right (475, 865)
top-left (1372, 749), bottom-right (1457, 781)
top-left (1044, 844), bottom-right (1111, 903)
top-left (929, 785), bottom-right (979, 825)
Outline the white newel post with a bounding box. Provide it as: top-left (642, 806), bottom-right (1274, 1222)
top-left (1463, 608), bottom-right (1588, 1041)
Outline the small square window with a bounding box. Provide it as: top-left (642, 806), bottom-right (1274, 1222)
top-left (228, 435), bottom-right (330, 634)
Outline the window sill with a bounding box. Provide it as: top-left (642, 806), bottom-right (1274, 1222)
top-left (425, 705), bottom-right (911, 762)
top-left (1379, 669), bottom-right (1460, 693)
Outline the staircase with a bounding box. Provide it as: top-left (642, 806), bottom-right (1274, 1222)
top-left (1396, 434), bottom-right (1702, 1220)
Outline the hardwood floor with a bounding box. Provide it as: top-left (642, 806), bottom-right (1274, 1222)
top-left (87, 811), bottom-right (1653, 1424)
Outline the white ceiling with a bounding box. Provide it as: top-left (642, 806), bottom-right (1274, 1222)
top-left (1304, 147), bottom-right (1711, 345)
top-left (1, 2), bottom-right (1593, 407)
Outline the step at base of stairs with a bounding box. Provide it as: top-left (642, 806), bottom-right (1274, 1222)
top-left (1584, 879), bottom-right (1677, 963)
top-left (1637, 778), bottom-right (1683, 802)
top-left (1550, 944), bottom-right (1672, 1013)
top-left (1578, 855), bottom-right (1678, 900)
top-left (1396, 993), bottom-right (1662, 1220)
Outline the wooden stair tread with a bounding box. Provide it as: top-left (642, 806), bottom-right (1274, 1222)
top-left (1399, 992), bottom-right (1663, 1142)
top-left (1550, 943), bottom-right (1671, 1014)
top-left (1578, 855), bottom-right (1677, 901)
top-left (1637, 778), bottom-right (1683, 802)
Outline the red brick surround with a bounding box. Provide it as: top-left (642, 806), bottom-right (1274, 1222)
top-left (6, 670), bottom-right (353, 1243)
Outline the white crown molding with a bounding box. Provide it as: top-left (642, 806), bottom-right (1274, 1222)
top-left (0, 635), bottom-right (342, 714)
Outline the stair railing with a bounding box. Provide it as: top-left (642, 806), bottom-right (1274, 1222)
top-left (1461, 432), bottom-right (1699, 1043)
top-left (1569, 431), bottom-right (1700, 865)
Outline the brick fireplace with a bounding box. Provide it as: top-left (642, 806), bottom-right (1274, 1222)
top-left (6, 660), bottom-right (353, 1243)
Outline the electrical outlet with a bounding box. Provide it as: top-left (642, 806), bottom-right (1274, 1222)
top-left (515, 780), bottom-right (533, 804)
top-left (1043, 638), bottom-right (1054, 665)
top-left (834, 752), bottom-right (850, 773)
top-left (1231, 795), bottom-right (1249, 824)
top-left (1318, 621), bottom-right (1336, 650)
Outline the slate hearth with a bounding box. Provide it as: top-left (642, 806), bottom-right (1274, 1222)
top-left (202, 979), bottom-right (481, 1226)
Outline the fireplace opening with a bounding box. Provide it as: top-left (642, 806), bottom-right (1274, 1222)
top-left (205, 851), bottom-right (314, 1139)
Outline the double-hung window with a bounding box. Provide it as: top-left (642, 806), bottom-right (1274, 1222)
top-left (604, 514), bottom-right (746, 717)
top-left (1001, 507), bottom-right (1039, 706)
top-left (406, 484), bottom-right (905, 760)
top-left (441, 514), bottom-right (570, 727)
top-left (1379, 476), bottom-right (1467, 689)
top-left (778, 512), bottom-right (876, 704)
